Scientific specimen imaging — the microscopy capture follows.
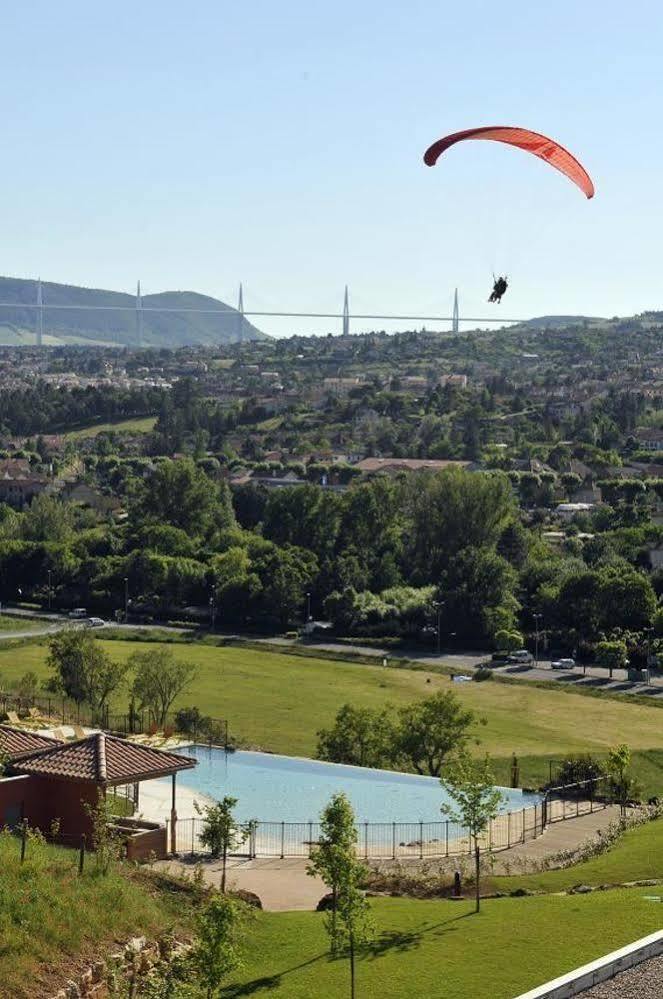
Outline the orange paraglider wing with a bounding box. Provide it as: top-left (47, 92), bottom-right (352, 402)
top-left (423, 126), bottom-right (594, 199)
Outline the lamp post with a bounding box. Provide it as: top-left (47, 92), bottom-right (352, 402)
top-left (47, 569), bottom-right (52, 611)
top-left (533, 613), bottom-right (543, 668)
top-left (124, 577), bottom-right (129, 623)
top-left (306, 591), bottom-right (311, 622)
top-left (434, 601), bottom-right (444, 655)
top-left (209, 590), bottom-right (216, 631)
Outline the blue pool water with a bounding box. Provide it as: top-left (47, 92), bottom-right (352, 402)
top-left (170, 745), bottom-right (540, 823)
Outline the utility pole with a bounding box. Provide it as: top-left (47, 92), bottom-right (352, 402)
top-left (36, 278), bottom-right (44, 347)
top-left (342, 285), bottom-right (350, 337)
top-left (135, 280), bottom-right (143, 348)
top-left (452, 288), bottom-right (459, 334)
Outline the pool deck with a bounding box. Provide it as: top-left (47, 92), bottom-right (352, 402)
top-left (155, 807), bottom-right (621, 911)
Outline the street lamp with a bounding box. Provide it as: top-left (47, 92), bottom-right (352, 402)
top-left (434, 601), bottom-right (445, 656)
top-left (533, 613), bottom-right (543, 668)
top-left (306, 591), bottom-right (311, 622)
top-left (209, 590), bottom-right (216, 631)
top-left (47, 569), bottom-right (52, 611)
top-left (124, 577), bottom-right (129, 623)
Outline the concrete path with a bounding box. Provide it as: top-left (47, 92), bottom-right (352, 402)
top-left (155, 808), bottom-right (622, 911)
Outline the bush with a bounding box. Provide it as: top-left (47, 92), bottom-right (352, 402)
top-left (473, 667), bottom-right (493, 682)
top-left (175, 705), bottom-right (205, 734)
top-left (548, 754), bottom-right (606, 791)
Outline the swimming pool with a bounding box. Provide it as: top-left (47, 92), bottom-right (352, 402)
top-left (169, 745), bottom-right (539, 824)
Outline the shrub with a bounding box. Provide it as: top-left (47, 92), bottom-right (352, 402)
top-left (175, 705), bottom-right (205, 734)
top-left (473, 667), bottom-right (493, 682)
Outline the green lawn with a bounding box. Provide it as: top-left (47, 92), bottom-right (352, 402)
top-left (493, 817), bottom-right (663, 894)
top-left (221, 892), bottom-right (663, 998)
top-left (0, 831), bottom-right (194, 998)
top-left (0, 615), bottom-right (49, 633)
top-left (64, 415), bottom-right (157, 439)
top-left (4, 639), bottom-right (663, 793)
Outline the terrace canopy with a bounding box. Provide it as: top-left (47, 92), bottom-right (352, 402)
top-left (7, 732), bottom-right (196, 854)
top-left (0, 724), bottom-right (60, 760)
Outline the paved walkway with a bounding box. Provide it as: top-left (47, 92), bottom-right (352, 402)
top-left (156, 807), bottom-right (621, 911)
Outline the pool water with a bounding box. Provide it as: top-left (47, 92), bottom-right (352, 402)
top-left (170, 746), bottom-right (540, 824)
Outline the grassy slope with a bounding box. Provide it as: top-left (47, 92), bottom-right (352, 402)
top-left (493, 817), bottom-right (663, 894)
top-left (221, 892), bottom-right (663, 999)
top-left (4, 639), bottom-right (663, 792)
top-left (64, 415), bottom-right (157, 439)
top-left (0, 832), bottom-right (194, 999)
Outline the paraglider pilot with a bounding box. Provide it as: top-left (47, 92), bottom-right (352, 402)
top-left (489, 276), bottom-right (508, 303)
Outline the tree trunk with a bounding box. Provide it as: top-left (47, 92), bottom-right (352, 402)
top-left (475, 843), bottom-right (481, 913)
top-left (349, 932), bottom-right (355, 999)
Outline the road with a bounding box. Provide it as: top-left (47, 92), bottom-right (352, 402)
top-left (3, 609), bottom-right (662, 699)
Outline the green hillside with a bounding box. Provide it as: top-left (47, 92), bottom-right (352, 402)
top-left (0, 276), bottom-right (267, 347)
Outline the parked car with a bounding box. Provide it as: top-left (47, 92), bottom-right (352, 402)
top-left (491, 652), bottom-right (510, 665)
top-left (508, 649), bottom-right (534, 664)
top-left (86, 617), bottom-right (106, 628)
top-left (68, 607), bottom-right (87, 619)
top-left (551, 658), bottom-right (576, 671)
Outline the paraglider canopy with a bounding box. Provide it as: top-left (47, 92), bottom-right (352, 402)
top-left (423, 126), bottom-right (594, 199)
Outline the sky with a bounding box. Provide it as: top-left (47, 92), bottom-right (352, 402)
top-left (1, 1), bottom-right (663, 338)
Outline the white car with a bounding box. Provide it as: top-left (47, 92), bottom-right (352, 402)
top-left (86, 617), bottom-right (106, 628)
top-left (68, 607), bottom-right (88, 619)
top-left (508, 649), bottom-right (534, 664)
top-left (551, 658), bottom-right (576, 671)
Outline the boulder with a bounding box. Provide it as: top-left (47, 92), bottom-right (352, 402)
top-left (233, 888), bottom-right (263, 909)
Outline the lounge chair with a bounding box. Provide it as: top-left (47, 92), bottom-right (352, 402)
top-left (72, 724), bottom-right (87, 740)
top-left (5, 710), bottom-right (20, 725)
top-left (27, 707), bottom-right (42, 720)
top-left (51, 728), bottom-right (67, 741)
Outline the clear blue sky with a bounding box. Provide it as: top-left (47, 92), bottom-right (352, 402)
top-left (1, 1), bottom-right (662, 337)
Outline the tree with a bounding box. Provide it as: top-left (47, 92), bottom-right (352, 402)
top-left (133, 458), bottom-right (235, 537)
top-left (307, 792), bottom-right (358, 946)
top-left (317, 704), bottom-right (394, 769)
top-left (595, 639), bottom-right (627, 679)
top-left (607, 744), bottom-right (636, 817)
top-left (441, 753), bottom-right (503, 912)
top-left (47, 629), bottom-right (127, 711)
top-left (395, 692), bottom-right (476, 776)
top-left (252, 544), bottom-right (318, 627)
top-left (129, 649), bottom-right (197, 727)
top-left (195, 796), bottom-right (250, 892)
top-left (190, 894), bottom-right (248, 999)
top-left (439, 547), bottom-right (519, 641)
top-left (307, 793), bottom-right (373, 999)
top-left (407, 468), bottom-right (514, 581)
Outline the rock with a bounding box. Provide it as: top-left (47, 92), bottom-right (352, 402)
top-left (317, 892), bottom-right (336, 911)
top-left (569, 884), bottom-right (593, 894)
top-left (126, 936), bottom-right (147, 955)
top-left (91, 961), bottom-right (106, 984)
top-left (233, 888), bottom-right (263, 909)
top-left (509, 887), bottom-right (534, 897)
top-left (65, 982), bottom-right (81, 999)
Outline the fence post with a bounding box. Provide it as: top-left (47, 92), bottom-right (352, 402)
top-left (522, 808), bottom-right (526, 843)
top-left (445, 820), bottom-right (449, 857)
top-left (78, 834), bottom-right (86, 875)
top-left (281, 822), bottom-right (285, 860)
top-left (20, 820), bottom-right (28, 863)
top-left (392, 822), bottom-right (396, 860)
top-left (507, 810), bottom-right (511, 848)
top-left (419, 821), bottom-right (424, 860)
top-left (364, 823), bottom-right (368, 860)
top-left (489, 816), bottom-right (493, 851)
top-left (308, 821), bottom-right (313, 858)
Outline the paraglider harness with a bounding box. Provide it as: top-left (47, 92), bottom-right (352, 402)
top-left (489, 275), bottom-right (508, 303)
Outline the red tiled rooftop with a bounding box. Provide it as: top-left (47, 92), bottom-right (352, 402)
top-left (0, 725), bottom-right (60, 761)
top-left (13, 732), bottom-right (197, 786)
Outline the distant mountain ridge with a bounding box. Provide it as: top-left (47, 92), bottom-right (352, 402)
top-left (0, 276), bottom-right (267, 347)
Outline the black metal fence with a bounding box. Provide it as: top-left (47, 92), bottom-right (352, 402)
top-left (0, 691), bottom-right (228, 746)
top-left (167, 776), bottom-right (613, 860)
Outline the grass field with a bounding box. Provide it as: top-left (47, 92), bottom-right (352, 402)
top-left (4, 639), bottom-right (663, 793)
top-left (0, 832), bottom-right (194, 999)
top-left (221, 891), bottom-right (663, 998)
top-left (0, 615), bottom-right (49, 633)
top-left (64, 415), bottom-right (157, 439)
